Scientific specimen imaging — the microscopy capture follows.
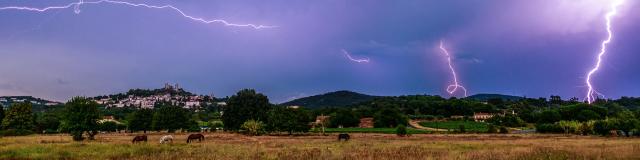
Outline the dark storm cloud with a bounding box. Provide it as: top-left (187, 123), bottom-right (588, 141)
top-left (0, 0), bottom-right (638, 102)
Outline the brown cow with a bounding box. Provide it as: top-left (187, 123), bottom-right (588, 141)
top-left (132, 135), bottom-right (147, 144)
top-left (186, 133), bottom-right (205, 143)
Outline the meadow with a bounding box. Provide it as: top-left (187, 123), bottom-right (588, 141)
top-left (1, 133), bottom-right (639, 160)
top-left (310, 127), bottom-right (431, 134)
top-left (419, 121), bottom-right (490, 132)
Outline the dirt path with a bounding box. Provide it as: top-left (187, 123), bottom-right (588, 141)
top-left (408, 120), bottom-right (447, 131)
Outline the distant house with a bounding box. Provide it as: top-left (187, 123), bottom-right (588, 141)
top-left (359, 118), bottom-right (374, 128)
top-left (473, 112), bottom-right (494, 122)
top-left (314, 116), bottom-right (330, 125)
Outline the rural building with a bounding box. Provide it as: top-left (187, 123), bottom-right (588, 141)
top-left (473, 112), bottom-right (494, 122)
top-left (359, 118), bottom-right (374, 128)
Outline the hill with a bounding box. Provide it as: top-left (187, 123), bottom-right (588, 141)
top-left (281, 90), bottom-right (379, 108)
top-left (0, 96), bottom-right (63, 112)
top-left (466, 94), bottom-right (524, 101)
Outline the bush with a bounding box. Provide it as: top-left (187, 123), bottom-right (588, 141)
top-left (0, 129), bottom-right (34, 136)
top-left (487, 125), bottom-right (498, 133)
top-left (458, 124), bottom-right (466, 133)
top-left (593, 120), bottom-right (614, 136)
top-left (396, 124), bottom-right (408, 136)
top-left (535, 123), bottom-right (563, 133)
top-left (241, 119), bottom-right (265, 136)
top-left (99, 121), bottom-right (118, 132)
top-left (557, 121), bottom-right (580, 134)
top-left (499, 126), bottom-right (509, 134)
top-left (208, 121), bottom-right (224, 130)
top-left (487, 114), bottom-right (526, 127)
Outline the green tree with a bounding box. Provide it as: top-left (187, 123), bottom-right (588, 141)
top-left (614, 110), bottom-right (639, 136)
top-left (487, 114), bottom-right (526, 127)
top-left (63, 97), bottom-right (101, 141)
top-left (373, 108), bottom-right (408, 128)
top-left (536, 110), bottom-right (561, 124)
top-left (396, 124), bottom-right (408, 136)
top-left (1, 102), bottom-right (34, 133)
top-left (153, 105), bottom-right (190, 132)
top-left (222, 89), bottom-right (271, 131)
top-left (576, 110), bottom-right (601, 122)
top-left (329, 109), bottom-right (360, 128)
top-left (35, 112), bottom-right (61, 133)
top-left (266, 107), bottom-right (312, 134)
top-left (127, 109), bottom-right (154, 133)
top-left (241, 119), bottom-right (265, 136)
top-left (593, 119), bottom-right (614, 136)
top-left (99, 121), bottom-right (118, 132)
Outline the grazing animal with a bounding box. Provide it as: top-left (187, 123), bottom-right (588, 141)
top-left (159, 135), bottom-right (174, 144)
top-left (132, 135), bottom-right (147, 144)
top-left (338, 133), bottom-right (350, 141)
top-left (186, 133), bottom-right (205, 143)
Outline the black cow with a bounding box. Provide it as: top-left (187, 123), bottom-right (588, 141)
top-left (338, 133), bottom-right (350, 141)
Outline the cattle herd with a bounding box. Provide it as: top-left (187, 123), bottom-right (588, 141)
top-left (130, 133), bottom-right (352, 144)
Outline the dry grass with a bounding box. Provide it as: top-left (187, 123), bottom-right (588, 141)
top-left (1, 133), bottom-right (639, 160)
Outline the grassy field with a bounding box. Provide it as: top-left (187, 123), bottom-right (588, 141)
top-left (419, 121), bottom-right (489, 132)
top-left (1, 133), bottom-right (640, 160)
top-left (310, 127), bottom-right (430, 134)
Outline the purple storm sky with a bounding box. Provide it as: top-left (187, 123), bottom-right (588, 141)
top-left (0, 0), bottom-right (638, 103)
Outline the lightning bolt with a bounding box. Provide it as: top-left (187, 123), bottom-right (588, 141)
top-left (439, 40), bottom-right (467, 97)
top-left (0, 0), bottom-right (276, 29)
top-left (342, 49), bottom-right (370, 63)
top-left (585, 0), bottom-right (624, 104)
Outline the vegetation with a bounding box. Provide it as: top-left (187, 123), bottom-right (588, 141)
top-left (62, 97), bottom-right (101, 141)
top-left (127, 108), bottom-right (154, 133)
top-left (266, 106), bottom-right (312, 134)
top-left (1, 102), bottom-right (34, 134)
top-left (152, 105), bottom-right (190, 133)
top-left (282, 90), bottom-right (378, 109)
top-left (2, 134), bottom-right (640, 159)
top-left (311, 128), bottom-right (430, 134)
top-left (419, 121), bottom-right (489, 132)
top-left (222, 89), bottom-right (271, 131)
top-left (329, 109), bottom-right (360, 128)
top-left (395, 124), bottom-right (408, 136)
top-left (241, 119), bottom-right (265, 136)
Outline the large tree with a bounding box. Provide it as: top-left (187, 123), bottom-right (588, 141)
top-left (329, 109), bottom-right (360, 128)
top-left (1, 102), bottom-right (34, 131)
top-left (267, 106), bottom-right (312, 134)
top-left (35, 112), bottom-right (61, 133)
top-left (153, 105), bottom-right (189, 132)
top-left (63, 97), bottom-right (101, 141)
top-left (127, 108), bottom-right (154, 133)
top-left (373, 107), bottom-right (408, 128)
top-left (222, 89), bottom-right (271, 131)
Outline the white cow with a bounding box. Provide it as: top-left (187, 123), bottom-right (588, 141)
top-left (159, 135), bottom-right (174, 144)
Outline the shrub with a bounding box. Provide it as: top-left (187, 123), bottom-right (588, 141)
top-left (593, 120), bottom-right (614, 136)
top-left (241, 119), bottom-right (265, 136)
top-left (208, 121), bottom-right (224, 130)
top-left (535, 123), bottom-right (563, 133)
top-left (487, 125), bottom-right (498, 133)
top-left (557, 121), bottom-right (580, 134)
top-left (396, 124), bottom-right (408, 136)
top-left (499, 126), bottom-right (509, 134)
top-left (458, 124), bottom-right (466, 133)
top-left (99, 121), bottom-right (118, 132)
